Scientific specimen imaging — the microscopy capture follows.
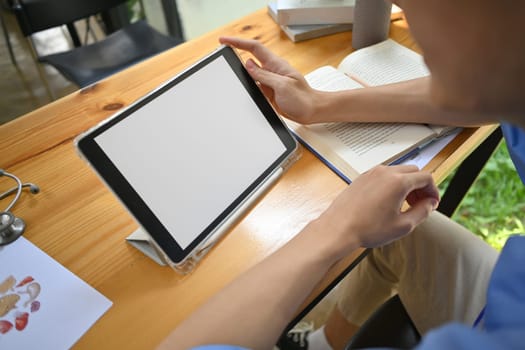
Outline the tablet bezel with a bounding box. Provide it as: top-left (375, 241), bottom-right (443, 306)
top-left (76, 45), bottom-right (298, 264)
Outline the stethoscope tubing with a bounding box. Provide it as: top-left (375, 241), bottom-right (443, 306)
top-left (0, 169), bottom-right (40, 245)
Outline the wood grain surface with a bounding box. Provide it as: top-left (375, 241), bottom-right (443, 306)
top-left (0, 9), bottom-right (496, 349)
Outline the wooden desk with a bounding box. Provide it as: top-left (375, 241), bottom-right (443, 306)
top-left (0, 8), bottom-right (497, 349)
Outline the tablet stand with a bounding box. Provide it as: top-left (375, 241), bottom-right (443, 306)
top-left (124, 167), bottom-right (284, 271)
top-left (126, 228), bottom-right (168, 266)
top-left (126, 227), bottom-right (220, 271)
top-left (125, 167), bottom-right (285, 271)
top-left (124, 149), bottom-right (301, 274)
top-left (126, 227), bottom-right (238, 268)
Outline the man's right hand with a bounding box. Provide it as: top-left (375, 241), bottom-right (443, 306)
top-left (313, 165), bottom-right (440, 261)
top-left (219, 36), bottom-right (322, 124)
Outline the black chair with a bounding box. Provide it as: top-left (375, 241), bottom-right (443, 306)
top-left (345, 294), bottom-right (421, 349)
top-left (1, 1), bottom-right (17, 65)
top-left (11, 0), bottom-right (183, 87)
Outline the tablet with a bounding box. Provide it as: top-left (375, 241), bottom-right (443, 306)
top-left (75, 45), bottom-right (298, 271)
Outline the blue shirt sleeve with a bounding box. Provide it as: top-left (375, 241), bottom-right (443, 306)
top-left (501, 123), bottom-right (525, 184)
top-left (414, 235), bottom-right (525, 350)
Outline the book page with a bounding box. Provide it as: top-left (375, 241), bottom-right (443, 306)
top-left (305, 65), bottom-right (363, 91)
top-left (400, 130), bottom-right (460, 170)
top-left (338, 39), bottom-right (429, 86)
top-left (286, 62), bottom-right (436, 180)
top-left (427, 124), bottom-right (458, 137)
top-left (337, 39), bottom-right (454, 136)
top-left (288, 119), bottom-right (436, 179)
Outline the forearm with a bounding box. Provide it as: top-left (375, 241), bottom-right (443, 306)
top-left (310, 77), bottom-right (496, 126)
top-left (157, 162), bottom-right (439, 350)
top-left (158, 219), bottom-right (358, 350)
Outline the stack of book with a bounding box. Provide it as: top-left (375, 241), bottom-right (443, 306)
top-left (268, 0), bottom-right (402, 43)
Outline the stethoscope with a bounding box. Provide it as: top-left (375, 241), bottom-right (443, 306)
top-left (0, 169), bottom-right (40, 246)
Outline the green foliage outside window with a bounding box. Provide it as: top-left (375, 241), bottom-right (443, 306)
top-left (439, 140), bottom-right (525, 250)
top-left (127, 0), bottom-right (145, 21)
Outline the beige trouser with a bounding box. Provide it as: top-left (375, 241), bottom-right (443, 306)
top-left (336, 211), bottom-right (498, 335)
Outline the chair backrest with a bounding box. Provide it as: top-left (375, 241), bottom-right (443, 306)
top-left (12, 0), bottom-right (128, 36)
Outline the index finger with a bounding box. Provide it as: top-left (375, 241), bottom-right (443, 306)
top-left (219, 36), bottom-right (275, 65)
top-left (389, 164), bottom-right (421, 174)
top-left (401, 170), bottom-right (439, 201)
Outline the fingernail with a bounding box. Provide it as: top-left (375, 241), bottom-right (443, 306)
top-left (430, 199), bottom-right (439, 210)
top-left (246, 59), bottom-right (255, 71)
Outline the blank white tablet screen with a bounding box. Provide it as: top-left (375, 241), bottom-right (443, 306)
top-left (94, 56), bottom-right (286, 249)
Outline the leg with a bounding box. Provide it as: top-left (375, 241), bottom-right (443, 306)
top-left (326, 211), bottom-right (498, 348)
top-left (323, 307), bottom-right (360, 349)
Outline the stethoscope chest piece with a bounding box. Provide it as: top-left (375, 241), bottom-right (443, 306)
top-left (0, 211), bottom-right (26, 246)
top-left (0, 169), bottom-right (38, 246)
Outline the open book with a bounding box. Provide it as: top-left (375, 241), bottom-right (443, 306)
top-left (285, 39), bottom-right (457, 182)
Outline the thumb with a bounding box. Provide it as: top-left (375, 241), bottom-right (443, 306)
top-left (402, 197), bottom-right (439, 227)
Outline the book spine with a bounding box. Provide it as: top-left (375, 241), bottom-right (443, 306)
top-left (267, 2), bottom-right (278, 22)
top-left (278, 7), bottom-right (354, 25)
top-left (283, 23), bottom-right (353, 43)
top-left (289, 129), bottom-right (352, 184)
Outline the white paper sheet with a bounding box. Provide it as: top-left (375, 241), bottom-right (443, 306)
top-left (0, 237), bottom-right (112, 349)
top-left (399, 130), bottom-right (460, 169)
